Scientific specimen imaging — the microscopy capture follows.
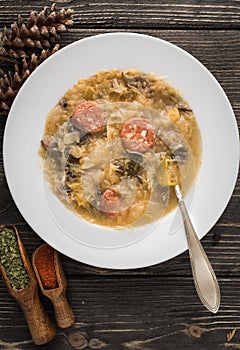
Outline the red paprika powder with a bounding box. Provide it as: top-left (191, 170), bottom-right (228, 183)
top-left (35, 245), bottom-right (58, 289)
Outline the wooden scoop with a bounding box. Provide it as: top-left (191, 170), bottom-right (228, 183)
top-left (0, 225), bottom-right (56, 345)
top-left (32, 244), bottom-right (75, 328)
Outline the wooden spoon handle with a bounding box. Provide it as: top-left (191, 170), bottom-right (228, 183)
top-left (51, 293), bottom-right (75, 328)
top-left (19, 291), bottom-right (56, 345)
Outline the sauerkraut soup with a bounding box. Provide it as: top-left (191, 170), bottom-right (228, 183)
top-left (40, 69), bottom-right (202, 228)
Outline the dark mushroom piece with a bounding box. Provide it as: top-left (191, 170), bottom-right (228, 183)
top-left (170, 143), bottom-right (189, 164)
top-left (176, 104), bottom-right (193, 113)
top-left (122, 72), bottom-right (150, 89)
top-left (60, 99), bottom-right (68, 108)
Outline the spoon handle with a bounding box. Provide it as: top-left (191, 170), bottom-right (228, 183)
top-left (175, 186), bottom-right (220, 313)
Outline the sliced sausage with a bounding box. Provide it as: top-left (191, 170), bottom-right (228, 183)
top-left (120, 117), bottom-right (156, 152)
top-left (101, 188), bottom-right (122, 220)
top-left (72, 101), bottom-right (104, 133)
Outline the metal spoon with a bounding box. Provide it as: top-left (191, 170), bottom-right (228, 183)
top-left (175, 184), bottom-right (220, 313)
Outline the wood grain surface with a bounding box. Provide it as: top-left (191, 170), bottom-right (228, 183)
top-left (0, 1), bottom-right (239, 349)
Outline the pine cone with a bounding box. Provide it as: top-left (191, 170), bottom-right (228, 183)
top-left (0, 3), bottom-right (73, 60)
top-left (0, 3), bottom-right (73, 114)
top-left (0, 44), bottom-right (60, 113)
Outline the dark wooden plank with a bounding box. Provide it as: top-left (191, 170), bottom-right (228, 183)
top-left (31, 27), bottom-right (240, 107)
top-left (0, 0), bottom-right (240, 29)
top-left (0, 125), bottom-right (239, 277)
top-left (1, 29), bottom-right (239, 179)
top-left (0, 276), bottom-right (240, 349)
top-left (0, 209), bottom-right (239, 278)
top-left (1, 30), bottom-right (239, 128)
top-left (61, 224), bottom-right (240, 277)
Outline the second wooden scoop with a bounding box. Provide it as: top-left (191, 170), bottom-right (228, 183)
top-left (32, 244), bottom-right (75, 328)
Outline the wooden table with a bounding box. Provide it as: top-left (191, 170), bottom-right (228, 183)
top-left (0, 1), bottom-right (239, 349)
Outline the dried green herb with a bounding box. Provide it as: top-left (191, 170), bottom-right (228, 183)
top-left (0, 227), bottom-right (30, 289)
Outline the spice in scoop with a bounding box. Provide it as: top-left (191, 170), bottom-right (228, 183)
top-left (0, 227), bottom-right (30, 289)
top-left (34, 245), bottom-right (59, 289)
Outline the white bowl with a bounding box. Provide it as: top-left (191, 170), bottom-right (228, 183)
top-left (3, 33), bottom-right (239, 268)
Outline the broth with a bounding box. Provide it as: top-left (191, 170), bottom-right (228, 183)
top-left (40, 69), bottom-right (201, 228)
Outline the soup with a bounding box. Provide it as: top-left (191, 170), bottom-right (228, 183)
top-left (40, 69), bottom-right (201, 228)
